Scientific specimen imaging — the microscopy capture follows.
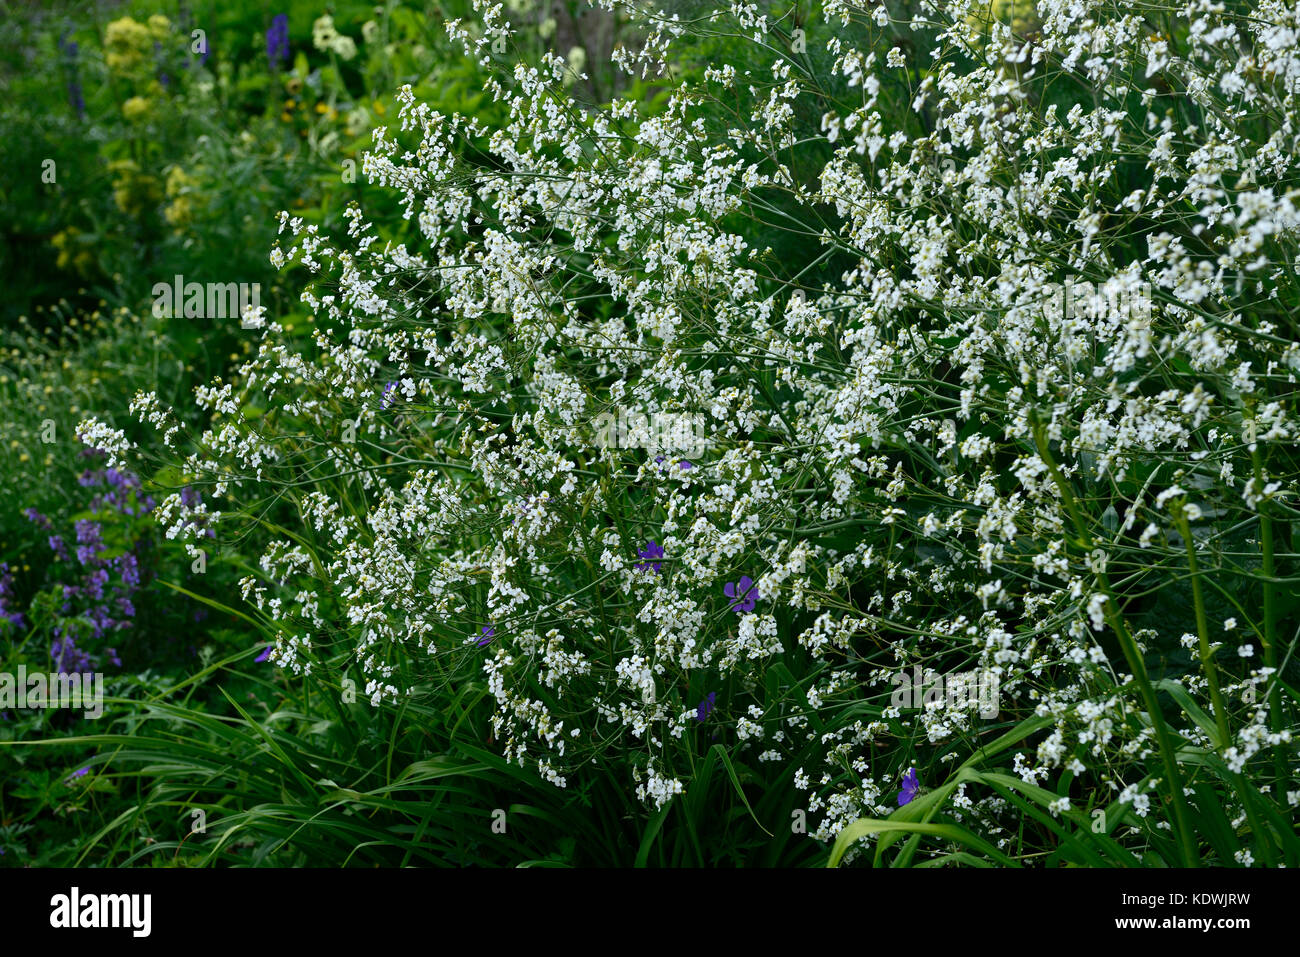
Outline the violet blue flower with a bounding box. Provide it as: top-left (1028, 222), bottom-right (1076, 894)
top-left (724, 575), bottom-right (758, 614)
top-left (266, 13), bottom-right (290, 67)
top-left (695, 691), bottom-right (716, 722)
top-left (635, 540), bottom-right (664, 574)
top-left (476, 626), bottom-right (496, 648)
top-left (898, 767), bottom-right (920, 806)
top-left (0, 563), bottom-right (23, 630)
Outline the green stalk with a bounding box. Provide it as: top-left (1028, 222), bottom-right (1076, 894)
top-left (1170, 507), bottom-right (1231, 746)
top-left (1250, 442), bottom-right (1287, 797)
top-left (1031, 418), bottom-right (1198, 867)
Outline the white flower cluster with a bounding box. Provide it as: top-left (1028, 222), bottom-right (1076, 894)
top-left (111, 0), bottom-right (1299, 853)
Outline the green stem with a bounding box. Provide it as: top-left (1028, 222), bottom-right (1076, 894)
top-left (1031, 417), bottom-right (1198, 868)
top-left (1171, 507), bottom-right (1231, 746)
top-left (1250, 443), bottom-right (1287, 799)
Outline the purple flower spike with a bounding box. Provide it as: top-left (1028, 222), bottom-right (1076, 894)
top-left (380, 380), bottom-right (397, 410)
top-left (724, 575), bottom-right (758, 614)
top-left (695, 691), bottom-right (716, 722)
top-left (266, 13), bottom-right (290, 67)
top-left (476, 626), bottom-right (496, 648)
top-left (254, 644), bottom-right (273, 663)
top-left (679, 460), bottom-right (693, 471)
top-left (898, 768), bottom-right (920, 806)
top-left (635, 540), bottom-right (664, 574)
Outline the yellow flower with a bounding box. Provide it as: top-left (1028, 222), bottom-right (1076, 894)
top-left (108, 157), bottom-right (138, 180)
top-left (51, 227), bottom-right (94, 276)
top-left (147, 14), bottom-right (171, 41)
top-left (105, 17), bottom-right (149, 47)
top-left (164, 196), bottom-right (194, 227)
top-left (122, 96), bottom-right (151, 122)
top-left (163, 166), bottom-right (200, 228)
top-left (51, 227), bottom-right (75, 270)
top-left (165, 165), bottom-right (197, 197)
top-left (966, 0), bottom-right (1040, 36)
top-left (108, 158), bottom-right (161, 216)
top-left (105, 17), bottom-right (151, 74)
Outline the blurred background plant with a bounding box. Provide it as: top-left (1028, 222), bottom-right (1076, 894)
top-left (0, 0), bottom-right (709, 868)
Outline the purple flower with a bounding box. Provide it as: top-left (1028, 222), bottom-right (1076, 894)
top-left (654, 456), bottom-right (694, 473)
top-left (152, 40), bottom-right (170, 88)
top-left (254, 644), bottom-right (273, 663)
top-left (476, 626), bottom-right (496, 648)
top-left (0, 563), bottom-right (24, 630)
top-left (68, 767), bottom-right (90, 781)
top-left (51, 635), bottom-right (93, 675)
top-left (68, 78), bottom-right (86, 116)
top-left (74, 520), bottom-right (104, 565)
top-left (48, 535), bottom-right (69, 561)
top-left (266, 13), bottom-right (290, 67)
top-left (694, 691), bottom-right (716, 722)
top-left (898, 768), bottom-right (920, 806)
top-left (724, 575), bottom-right (758, 614)
top-left (58, 32), bottom-right (87, 118)
top-left (118, 553), bottom-right (140, 589)
top-left (635, 540), bottom-right (664, 574)
top-left (380, 380), bottom-right (398, 410)
top-left (82, 568), bottom-right (109, 601)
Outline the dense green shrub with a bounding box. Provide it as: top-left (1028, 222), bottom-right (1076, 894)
top-left (77, 0), bottom-right (1299, 869)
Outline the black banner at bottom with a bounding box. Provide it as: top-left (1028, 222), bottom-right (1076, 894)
top-left (0, 866), bottom-right (1286, 943)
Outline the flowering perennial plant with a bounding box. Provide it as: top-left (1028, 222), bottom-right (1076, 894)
top-left (93, 0), bottom-right (1300, 861)
top-left (22, 451), bottom-right (156, 674)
